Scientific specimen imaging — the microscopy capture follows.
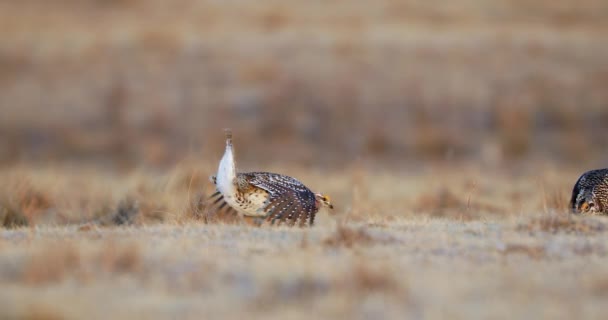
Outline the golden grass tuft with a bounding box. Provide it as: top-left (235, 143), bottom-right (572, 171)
top-left (0, 204), bottom-right (29, 228)
top-left (0, 179), bottom-right (56, 227)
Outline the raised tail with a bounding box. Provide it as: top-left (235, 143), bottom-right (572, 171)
top-left (216, 128), bottom-right (237, 197)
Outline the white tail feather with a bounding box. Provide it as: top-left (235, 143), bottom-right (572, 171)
top-left (216, 130), bottom-right (237, 197)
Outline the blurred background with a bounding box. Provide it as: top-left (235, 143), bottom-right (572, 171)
top-left (1, 0), bottom-right (607, 170)
top-left (3, 2), bottom-right (608, 318)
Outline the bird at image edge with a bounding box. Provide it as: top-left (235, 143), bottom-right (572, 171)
top-left (570, 168), bottom-right (608, 215)
top-left (208, 129), bottom-right (333, 226)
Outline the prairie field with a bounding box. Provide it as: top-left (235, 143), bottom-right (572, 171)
top-left (1, 0), bottom-right (608, 319)
top-left (2, 163), bottom-right (608, 319)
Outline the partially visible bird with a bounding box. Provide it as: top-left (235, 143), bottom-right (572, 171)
top-left (570, 168), bottom-right (608, 215)
top-left (208, 129), bottom-right (333, 226)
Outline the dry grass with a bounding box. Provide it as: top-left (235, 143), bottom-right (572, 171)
top-left (1, 213), bottom-right (608, 319)
top-left (1, 0), bottom-right (608, 167)
top-left (518, 214), bottom-right (607, 235)
top-left (499, 243), bottom-right (547, 260)
top-left (0, 162), bottom-right (585, 227)
top-left (2, 0), bottom-right (608, 319)
top-left (0, 163), bottom-right (606, 319)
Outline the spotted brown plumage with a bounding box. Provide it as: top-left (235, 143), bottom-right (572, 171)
top-left (209, 129), bottom-right (333, 226)
top-left (570, 168), bottom-right (608, 215)
top-left (210, 172), bottom-right (327, 226)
